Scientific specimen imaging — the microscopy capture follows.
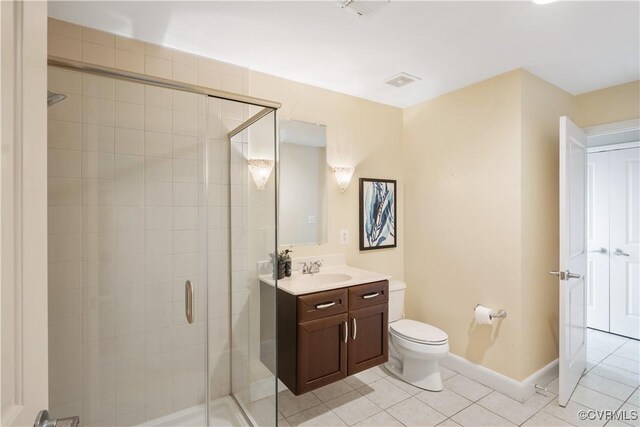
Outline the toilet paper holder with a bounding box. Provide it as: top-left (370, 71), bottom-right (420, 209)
top-left (474, 304), bottom-right (507, 320)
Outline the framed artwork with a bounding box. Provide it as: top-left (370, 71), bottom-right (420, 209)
top-left (359, 178), bottom-right (397, 250)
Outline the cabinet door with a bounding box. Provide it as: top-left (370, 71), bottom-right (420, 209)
top-left (348, 304), bottom-right (388, 376)
top-left (297, 313), bottom-right (348, 394)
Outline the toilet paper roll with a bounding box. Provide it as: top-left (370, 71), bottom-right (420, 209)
top-left (475, 305), bottom-right (493, 325)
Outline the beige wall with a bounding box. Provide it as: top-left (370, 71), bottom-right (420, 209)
top-left (403, 70), bottom-right (525, 380)
top-left (249, 72), bottom-right (405, 279)
top-left (403, 69), bottom-right (638, 381)
top-left (520, 71), bottom-right (575, 378)
top-left (576, 80), bottom-right (640, 128)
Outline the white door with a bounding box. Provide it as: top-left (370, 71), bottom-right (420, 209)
top-left (610, 148), bottom-right (640, 339)
top-left (556, 117), bottom-right (588, 407)
top-left (0, 2), bottom-right (50, 426)
top-left (586, 152), bottom-right (610, 331)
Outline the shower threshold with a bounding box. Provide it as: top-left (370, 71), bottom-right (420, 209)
top-left (138, 395), bottom-right (250, 427)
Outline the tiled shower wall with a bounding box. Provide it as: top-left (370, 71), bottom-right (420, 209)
top-left (46, 18), bottom-right (254, 425)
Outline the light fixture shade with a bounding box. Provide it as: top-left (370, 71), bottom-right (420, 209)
top-left (248, 159), bottom-right (275, 190)
top-left (332, 167), bottom-right (355, 193)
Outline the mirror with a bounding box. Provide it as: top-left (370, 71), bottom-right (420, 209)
top-left (279, 120), bottom-right (328, 246)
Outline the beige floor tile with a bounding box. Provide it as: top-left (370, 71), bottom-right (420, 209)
top-left (521, 411), bottom-right (574, 426)
top-left (359, 378), bottom-right (412, 409)
top-left (614, 341), bottom-right (639, 362)
top-left (451, 404), bottom-right (514, 426)
top-left (384, 372), bottom-right (424, 395)
top-left (416, 389), bottom-right (472, 417)
top-left (442, 375), bottom-right (492, 402)
top-left (386, 397), bottom-right (446, 426)
top-left (436, 419), bottom-right (461, 426)
top-left (571, 385), bottom-right (624, 412)
top-left (313, 380), bottom-right (355, 403)
top-left (627, 388), bottom-right (639, 407)
top-left (602, 355), bottom-right (640, 374)
top-left (524, 391), bottom-right (557, 411)
top-left (326, 390), bottom-right (383, 426)
top-left (590, 364), bottom-right (640, 388)
top-left (278, 390), bottom-right (322, 418)
top-left (579, 372), bottom-right (636, 401)
top-left (287, 403), bottom-right (347, 427)
top-left (541, 397), bottom-right (604, 426)
top-left (353, 411), bottom-right (404, 427)
top-left (477, 391), bottom-right (538, 425)
top-left (345, 368), bottom-right (383, 389)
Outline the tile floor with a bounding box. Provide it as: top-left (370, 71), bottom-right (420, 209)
top-left (268, 329), bottom-right (639, 426)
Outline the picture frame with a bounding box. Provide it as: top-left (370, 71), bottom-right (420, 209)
top-left (359, 178), bottom-right (397, 250)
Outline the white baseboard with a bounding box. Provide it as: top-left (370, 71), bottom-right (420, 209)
top-left (441, 353), bottom-right (558, 402)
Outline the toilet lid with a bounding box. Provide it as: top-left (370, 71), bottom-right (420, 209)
top-left (390, 319), bottom-right (448, 344)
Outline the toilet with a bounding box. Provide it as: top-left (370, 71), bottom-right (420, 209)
top-left (386, 280), bottom-right (449, 391)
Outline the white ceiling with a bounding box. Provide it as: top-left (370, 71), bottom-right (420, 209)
top-left (48, 1), bottom-right (640, 108)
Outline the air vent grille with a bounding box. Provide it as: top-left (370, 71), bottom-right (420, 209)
top-left (385, 72), bottom-right (421, 88)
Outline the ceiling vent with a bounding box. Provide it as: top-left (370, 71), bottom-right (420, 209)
top-left (384, 72), bottom-right (421, 88)
top-left (337, 1), bottom-right (389, 17)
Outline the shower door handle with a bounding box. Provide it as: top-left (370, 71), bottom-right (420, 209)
top-left (185, 280), bottom-right (194, 324)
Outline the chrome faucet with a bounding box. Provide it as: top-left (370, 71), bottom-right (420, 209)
top-left (300, 260), bottom-right (323, 274)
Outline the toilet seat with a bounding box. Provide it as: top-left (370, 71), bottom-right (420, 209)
top-left (390, 319), bottom-right (448, 345)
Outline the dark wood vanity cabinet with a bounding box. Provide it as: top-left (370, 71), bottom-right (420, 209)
top-left (261, 279), bottom-right (388, 395)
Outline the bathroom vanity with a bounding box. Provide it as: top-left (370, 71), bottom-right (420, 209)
top-left (260, 266), bottom-right (390, 395)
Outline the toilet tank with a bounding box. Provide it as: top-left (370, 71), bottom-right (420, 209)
top-left (388, 280), bottom-right (406, 322)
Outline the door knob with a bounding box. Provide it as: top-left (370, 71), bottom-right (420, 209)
top-left (589, 247), bottom-right (607, 254)
top-left (549, 270), bottom-right (582, 281)
top-left (614, 248), bottom-right (630, 257)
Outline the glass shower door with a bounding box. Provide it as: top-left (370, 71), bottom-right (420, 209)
top-left (227, 105), bottom-right (279, 426)
top-left (47, 67), bottom-right (209, 426)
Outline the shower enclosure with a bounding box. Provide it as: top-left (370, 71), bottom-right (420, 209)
top-left (47, 59), bottom-right (279, 426)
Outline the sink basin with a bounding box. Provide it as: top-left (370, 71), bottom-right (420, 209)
top-left (297, 273), bottom-right (352, 286)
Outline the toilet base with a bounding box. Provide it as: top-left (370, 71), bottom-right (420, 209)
top-left (385, 356), bottom-right (444, 392)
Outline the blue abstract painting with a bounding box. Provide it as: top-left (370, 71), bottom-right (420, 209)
top-left (360, 178), bottom-right (396, 250)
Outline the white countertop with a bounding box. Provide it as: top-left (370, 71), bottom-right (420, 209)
top-left (259, 264), bottom-right (391, 296)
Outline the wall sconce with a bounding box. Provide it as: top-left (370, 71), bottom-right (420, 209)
top-left (248, 159), bottom-right (275, 190)
top-left (332, 167), bottom-right (355, 193)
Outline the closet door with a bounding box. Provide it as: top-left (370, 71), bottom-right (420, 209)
top-left (610, 148), bottom-right (640, 339)
top-left (587, 152), bottom-right (610, 331)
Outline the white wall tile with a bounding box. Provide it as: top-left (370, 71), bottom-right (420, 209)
top-left (82, 206), bottom-right (115, 233)
top-left (82, 27), bottom-right (115, 47)
top-left (49, 120), bottom-right (82, 150)
top-left (82, 96), bottom-right (115, 126)
top-left (145, 131), bottom-right (173, 157)
top-left (115, 49), bottom-right (144, 73)
top-left (82, 74), bottom-right (115, 100)
top-left (82, 41), bottom-right (115, 67)
top-left (114, 154), bottom-right (144, 181)
top-left (49, 34), bottom-right (82, 61)
top-left (47, 149), bottom-right (82, 178)
top-left (115, 102), bottom-right (144, 130)
top-left (49, 288), bottom-right (83, 320)
top-left (145, 56), bottom-right (172, 79)
top-left (145, 106), bottom-right (172, 133)
top-left (115, 36), bottom-right (144, 54)
top-left (82, 125), bottom-right (115, 153)
top-left (145, 157), bottom-right (173, 182)
top-left (115, 128), bottom-right (144, 155)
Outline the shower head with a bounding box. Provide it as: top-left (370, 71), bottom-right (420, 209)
top-left (47, 91), bottom-right (67, 107)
